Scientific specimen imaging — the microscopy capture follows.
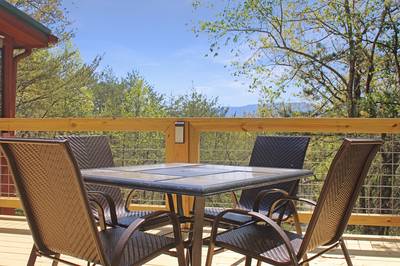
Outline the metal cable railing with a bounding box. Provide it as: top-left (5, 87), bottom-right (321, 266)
top-left (0, 131), bottom-right (167, 207)
top-left (0, 121), bottom-right (399, 234)
top-left (200, 132), bottom-right (400, 217)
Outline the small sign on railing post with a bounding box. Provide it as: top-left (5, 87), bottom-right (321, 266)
top-left (175, 121), bottom-right (185, 144)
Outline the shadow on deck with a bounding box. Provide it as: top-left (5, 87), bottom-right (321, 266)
top-left (0, 215), bottom-right (399, 266)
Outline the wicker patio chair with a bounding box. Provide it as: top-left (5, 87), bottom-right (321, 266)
top-left (62, 135), bottom-right (169, 229)
top-left (186, 136), bottom-right (310, 264)
top-left (0, 138), bottom-right (186, 266)
top-left (205, 138), bottom-right (382, 266)
top-left (204, 136), bottom-right (310, 228)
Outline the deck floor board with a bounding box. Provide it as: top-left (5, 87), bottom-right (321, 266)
top-left (1, 217), bottom-right (399, 265)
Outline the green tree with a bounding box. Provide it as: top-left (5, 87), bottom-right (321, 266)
top-left (91, 70), bottom-right (167, 166)
top-left (121, 72), bottom-right (166, 117)
top-left (17, 43), bottom-right (99, 117)
top-left (167, 89), bottom-right (227, 117)
top-left (90, 68), bottom-right (125, 116)
top-left (196, 0), bottom-right (400, 234)
top-left (8, 0), bottom-right (100, 117)
top-left (92, 70), bottom-right (166, 117)
top-left (195, 0), bottom-right (399, 118)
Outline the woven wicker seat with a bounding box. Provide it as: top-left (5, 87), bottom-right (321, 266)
top-left (215, 223), bottom-right (303, 264)
top-left (61, 135), bottom-right (169, 229)
top-left (206, 138), bottom-right (383, 266)
top-left (99, 227), bottom-right (176, 264)
top-left (204, 207), bottom-right (253, 225)
top-left (0, 138), bottom-right (186, 266)
top-left (204, 136), bottom-right (310, 227)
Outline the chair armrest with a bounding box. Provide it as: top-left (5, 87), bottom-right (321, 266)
top-left (210, 209), bottom-right (299, 265)
top-left (87, 197), bottom-right (107, 230)
top-left (87, 191), bottom-right (118, 226)
top-left (231, 192), bottom-right (239, 207)
top-left (287, 196), bottom-right (317, 207)
top-left (271, 195), bottom-right (317, 210)
top-left (124, 189), bottom-right (136, 211)
top-left (111, 210), bottom-right (183, 266)
top-left (111, 218), bottom-right (146, 265)
top-left (269, 195), bottom-right (316, 223)
top-left (252, 188), bottom-right (290, 212)
top-left (141, 210), bottom-right (184, 237)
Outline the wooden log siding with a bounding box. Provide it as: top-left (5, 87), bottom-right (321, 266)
top-left (0, 117), bottom-right (400, 227)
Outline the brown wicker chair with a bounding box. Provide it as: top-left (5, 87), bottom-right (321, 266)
top-left (187, 136), bottom-right (310, 264)
top-left (61, 135), bottom-right (169, 229)
top-left (206, 138), bottom-right (382, 266)
top-left (0, 138), bottom-right (186, 266)
top-left (204, 136), bottom-right (310, 228)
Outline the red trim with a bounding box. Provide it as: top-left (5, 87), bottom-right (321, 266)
top-left (0, 39), bottom-right (16, 213)
top-left (0, 9), bottom-right (57, 48)
top-left (2, 37), bottom-right (16, 118)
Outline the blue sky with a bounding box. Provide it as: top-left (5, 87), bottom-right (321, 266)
top-left (63, 0), bottom-right (260, 106)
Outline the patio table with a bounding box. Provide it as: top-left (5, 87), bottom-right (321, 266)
top-left (82, 163), bottom-right (313, 266)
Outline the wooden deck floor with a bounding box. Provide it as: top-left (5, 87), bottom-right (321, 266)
top-left (1, 216), bottom-right (399, 266)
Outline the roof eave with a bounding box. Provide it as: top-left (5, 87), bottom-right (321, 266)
top-left (0, 0), bottom-right (58, 48)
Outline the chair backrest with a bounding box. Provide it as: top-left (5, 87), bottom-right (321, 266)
top-left (0, 139), bottom-right (107, 265)
top-left (61, 135), bottom-right (125, 213)
top-left (299, 138), bottom-right (382, 256)
top-left (62, 135), bottom-right (115, 169)
top-left (239, 136), bottom-right (310, 210)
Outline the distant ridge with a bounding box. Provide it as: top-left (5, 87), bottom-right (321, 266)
top-left (225, 104), bottom-right (258, 116)
top-left (225, 102), bottom-right (313, 117)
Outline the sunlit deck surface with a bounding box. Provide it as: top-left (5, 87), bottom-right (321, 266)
top-left (1, 215), bottom-right (399, 266)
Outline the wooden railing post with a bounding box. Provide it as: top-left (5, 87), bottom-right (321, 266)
top-left (165, 121), bottom-right (200, 216)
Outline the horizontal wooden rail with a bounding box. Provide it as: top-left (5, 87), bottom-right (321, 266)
top-left (0, 197), bottom-right (20, 209)
top-left (297, 211), bottom-right (400, 227)
top-left (0, 197), bottom-right (168, 211)
top-left (0, 118), bottom-right (175, 132)
top-left (1, 117), bottom-right (400, 228)
top-left (1, 197), bottom-right (399, 226)
top-left (0, 117), bottom-right (399, 133)
top-left (188, 117), bottom-right (400, 133)
top-left (128, 204), bottom-right (167, 211)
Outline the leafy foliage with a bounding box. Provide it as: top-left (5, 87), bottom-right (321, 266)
top-left (195, 0), bottom-right (400, 235)
top-left (195, 0), bottom-right (400, 118)
top-left (12, 0), bottom-right (100, 118)
top-left (17, 43), bottom-right (99, 117)
top-left (167, 89), bottom-right (227, 117)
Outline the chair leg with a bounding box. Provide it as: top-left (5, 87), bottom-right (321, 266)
top-left (301, 253), bottom-right (309, 266)
top-left (291, 210), bottom-right (302, 236)
top-left (205, 242), bottom-right (215, 266)
top-left (176, 241), bottom-right (187, 266)
top-left (256, 259), bottom-right (262, 266)
top-left (186, 222), bottom-right (194, 265)
top-left (185, 249), bottom-right (191, 266)
top-left (340, 239), bottom-right (353, 266)
top-left (51, 254), bottom-right (60, 266)
top-left (245, 256), bottom-right (252, 266)
top-left (292, 213), bottom-right (309, 266)
top-left (27, 245), bottom-right (38, 266)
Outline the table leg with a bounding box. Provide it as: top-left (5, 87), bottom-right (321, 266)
top-left (191, 196), bottom-right (205, 266)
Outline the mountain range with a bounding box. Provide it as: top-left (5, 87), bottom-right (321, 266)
top-left (225, 102), bottom-right (313, 117)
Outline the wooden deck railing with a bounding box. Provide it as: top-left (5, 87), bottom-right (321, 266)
top-left (0, 117), bottom-right (400, 227)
